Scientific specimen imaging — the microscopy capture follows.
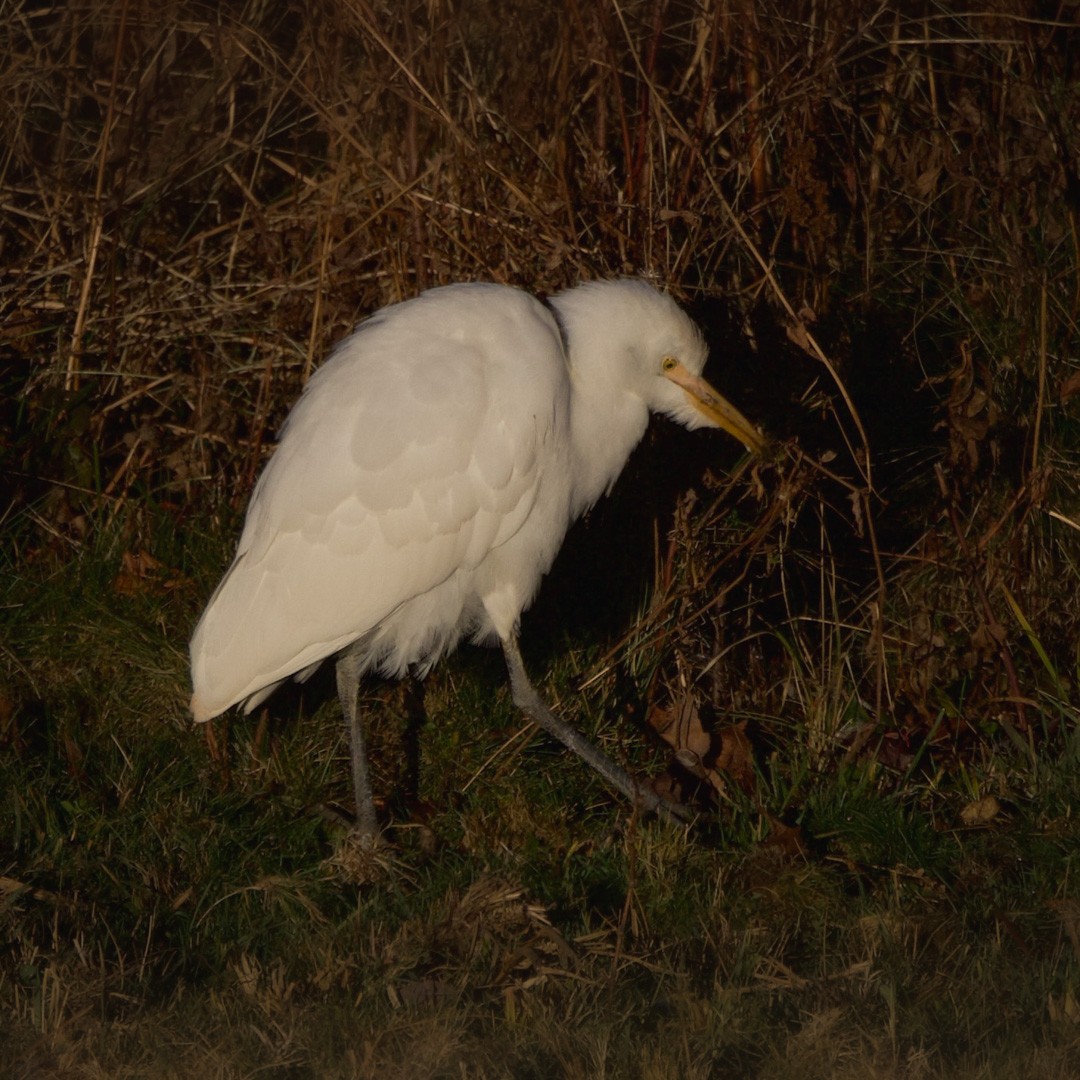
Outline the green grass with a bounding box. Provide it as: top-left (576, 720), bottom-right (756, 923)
top-left (2, 514), bottom-right (1078, 1079)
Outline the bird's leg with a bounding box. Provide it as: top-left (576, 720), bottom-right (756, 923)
top-left (335, 645), bottom-right (379, 839)
top-left (500, 635), bottom-right (692, 825)
top-left (401, 670), bottom-right (427, 803)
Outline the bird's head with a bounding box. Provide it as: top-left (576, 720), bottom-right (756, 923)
top-left (559, 279), bottom-right (766, 455)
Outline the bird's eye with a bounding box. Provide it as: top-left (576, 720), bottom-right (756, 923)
top-left (661, 356), bottom-right (678, 372)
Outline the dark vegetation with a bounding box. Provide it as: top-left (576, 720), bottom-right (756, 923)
top-left (2, 1), bottom-right (1079, 1075)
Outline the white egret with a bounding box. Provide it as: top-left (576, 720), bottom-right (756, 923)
top-left (190, 280), bottom-right (764, 836)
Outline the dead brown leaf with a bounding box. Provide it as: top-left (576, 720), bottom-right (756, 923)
top-left (715, 720), bottom-right (755, 794)
top-left (939, 341), bottom-right (1000, 474)
top-left (959, 794), bottom-right (1001, 826)
top-left (763, 815), bottom-right (809, 860)
top-left (1060, 369), bottom-right (1080, 404)
top-left (648, 697), bottom-right (757, 798)
top-left (112, 550), bottom-right (184, 597)
top-left (649, 695), bottom-right (710, 760)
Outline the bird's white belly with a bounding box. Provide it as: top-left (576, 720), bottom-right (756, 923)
top-left (361, 565), bottom-right (488, 677)
top-left (360, 472), bottom-right (572, 678)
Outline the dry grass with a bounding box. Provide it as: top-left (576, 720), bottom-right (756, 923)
top-left (3, 1), bottom-right (1080, 1075)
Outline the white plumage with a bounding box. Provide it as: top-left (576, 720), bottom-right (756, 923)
top-left (190, 279), bottom-right (763, 835)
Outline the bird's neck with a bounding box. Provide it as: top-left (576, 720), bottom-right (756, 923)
top-left (567, 368), bottom-right (650, 519)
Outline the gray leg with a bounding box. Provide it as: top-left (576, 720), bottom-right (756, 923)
top-left (501, 635), bottom-right (691, 825)
top-left (336, 645), bottom-right (379, 838)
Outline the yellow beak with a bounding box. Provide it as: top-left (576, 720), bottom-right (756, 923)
top-left (663, 361), bottom-right (766, 455)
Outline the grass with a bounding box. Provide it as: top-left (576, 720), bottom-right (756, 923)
top-left (2, 519), bottom-right (1078, 1077)
top-left (3, 0), bottom-right (1080, 1075)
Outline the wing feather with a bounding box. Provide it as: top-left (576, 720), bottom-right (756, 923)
top-left (190, 284), bottom-right (567, 719)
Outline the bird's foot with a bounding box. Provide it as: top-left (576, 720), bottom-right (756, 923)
top-left (326, 824), bottom-right (397, 884)
top-left (634, 780), bottom-right (694, 826)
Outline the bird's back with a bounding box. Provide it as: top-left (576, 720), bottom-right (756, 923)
top-left (190, 284), bottom-right (573, 721)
